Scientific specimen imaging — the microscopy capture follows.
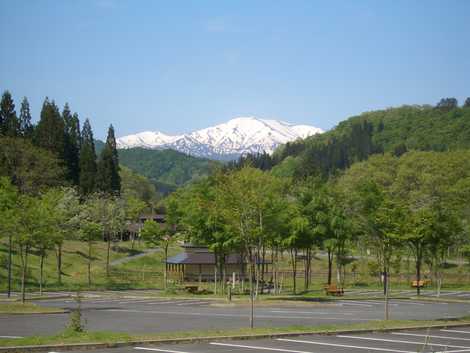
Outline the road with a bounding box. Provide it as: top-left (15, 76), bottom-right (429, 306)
top-left (1, 291), bottom-right (470, 338)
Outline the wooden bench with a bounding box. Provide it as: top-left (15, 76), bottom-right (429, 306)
top-left (184, 285), bottom-right (199, 293)
top-left (324, 284), bottom-right (344, 296)
top-left (411, 279), bottom-right (431, 288)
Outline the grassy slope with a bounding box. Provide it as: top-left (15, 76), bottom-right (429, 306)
top-left (272, 105), bottom-right (470, 175)
top-left (0, 240), bottom-right (154, 291)
top-left (1, 239), bottom-right (469, 293)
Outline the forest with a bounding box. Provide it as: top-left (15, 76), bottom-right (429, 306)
top-left (0, 90), bottom-right (155, 301)
top-left (1, 90), bottom-right (470, 311)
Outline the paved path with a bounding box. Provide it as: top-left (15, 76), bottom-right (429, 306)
top-left (110, 248), bottom-right (161, 266)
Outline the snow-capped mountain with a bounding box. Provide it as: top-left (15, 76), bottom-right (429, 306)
top-left (117, 117), bottom-right (323, 160)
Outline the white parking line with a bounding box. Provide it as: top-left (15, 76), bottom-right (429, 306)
top-left (134, 347), bottom-right (190, 353)
top-left (431, 291), bottom-right (463, 297)
top-left (0, 335), bottom-right (23, 338)
top-left (277, 338), bottom-right (413, 353)
top-left (103, 309), bottom-right (372, 320)
top-left (390, 300), bottom-right (426, 306)
top-left (393, 332), bottom-right (470, 341)
top-left (176, 301), bottom-right (208, 306)
top-left (336, 334), bottom-right (469, 349)
top-left (442, 329), bottom-right (470, 334)
top-left (270, 310), bottom-right (333, 315)
top-left (210, 342), bottom-right (314, 352)
top-left (337, 301), bottom-right (373, 307)
top-left (117, 299), bottom-right (159, 304)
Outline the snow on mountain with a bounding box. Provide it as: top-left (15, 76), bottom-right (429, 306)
top-left (116, 117), bottom-right (323, 160)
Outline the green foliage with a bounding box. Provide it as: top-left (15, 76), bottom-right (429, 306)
top-left (34, 98), bottom-right (65, 158)
top-left (0, 90), bottom-right (19, 137)
top-left (117, 147), bottom-right (220, 191)
top-left (79, 119), bottom-right (98, 195)
top-left (271, 105), bottom-right (470, 179)
top-left (67, 293), bottom-right (85, 333)
top-left (97, 125), bottom-right (121, 195)
top-left (63, 104), bottom-right (81, 185)
top-left (141, 220), bottom-right (165, 247)
top-left (120, 166), bottom-right (158, 206)
top-left (338, 150), bottom-right (470, 294)
top-left (18, 97), bottom-right (34, 138)
top-left (0, 137), bottom-right (65, 194)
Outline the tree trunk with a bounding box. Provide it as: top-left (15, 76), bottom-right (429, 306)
top-left (384, 269), bottom-right (389, 320)
top-left (164, 244), bottom-right (168, 289)
top-left (255, 249), bottom-right (260, 298)
top-left (20, 246), bottom-right (29, 304)
top-left (7, 234), bottom-right (12, 298)
top-left (260, 246), bottom-right (266, 294)
top-left (416, 252), bottom-right (421, 296)
top-left (327, 248), bottom-right (333, 285)
top-left (131, 232), bottom-right (135, 250)
top-left (304, 248), bottom-right (312, 291)
top-left (272, 248), bottom-right (277, 295)
top-left (290, 248), bottom-right (297, 294)
top-left (249, 259), bottom-right (254, 328)
top-left (39, 254), bottom-right (45, 296)
top-left (222, 262), bottom-right (226, 295)
top-left (56, 243), bottom-right (62, 285)
top-left (106, 235), bottom-right (111, 277)
top-left (88, 238), bottom-right (92, 287)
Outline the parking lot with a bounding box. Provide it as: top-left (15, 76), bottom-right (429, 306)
top-left (1, 291), bottom-right (470, 338)
top-left (34, 326), bottom-right (470, 353)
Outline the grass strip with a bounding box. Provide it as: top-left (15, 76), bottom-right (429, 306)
top-left (0, 302), bottom-right (66, 314)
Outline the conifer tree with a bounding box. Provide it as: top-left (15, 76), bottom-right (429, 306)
top-left (19, 97), bottom-right (34, 138)
top-left (464, 97), bottom-right (470, 108)
top-left (63, 104), bottom-right (81, 185)
top-left (96, 125), bottom-right (121, 195)
top-left (79, 119), bottom-right (97, 195)
top-left (0, 91), bottom-right (19, 137)
top-left (35, 98), bottom-right (65, 158)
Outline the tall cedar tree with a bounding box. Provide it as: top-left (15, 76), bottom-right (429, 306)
top-left (464, 97), bottom-right (470, 108)
top-left (97, 125), bottom-right (121, 195)
top-left (0, 91), bottom-right (19, 137)
top-left (79, 119), bottom-right (97, 195)
top-left (35, 98), bottom-right (66, 159)
top-left (19, 97), bottom-right (34, 138)
top-left (62, 104), bottom-right (81, 185)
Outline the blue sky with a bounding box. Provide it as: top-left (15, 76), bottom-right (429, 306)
top-left (1, 0), bottom-right (469, 139)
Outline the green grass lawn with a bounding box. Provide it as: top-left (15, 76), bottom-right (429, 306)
top-left (0, 239), bottom-right (155, 292)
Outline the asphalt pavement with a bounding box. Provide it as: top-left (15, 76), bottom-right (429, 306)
top-left (23, 326), bottom-right (470, 353)
top-left (1, 292), bottom-right (470, 338)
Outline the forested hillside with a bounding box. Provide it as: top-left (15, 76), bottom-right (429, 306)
top-left (235, 99), bottom-right (470, 179)
top-left (117, 147), bottom-right (220, 192)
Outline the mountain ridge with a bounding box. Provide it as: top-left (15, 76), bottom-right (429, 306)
top-left (116, 117), bottom-right (323, 160)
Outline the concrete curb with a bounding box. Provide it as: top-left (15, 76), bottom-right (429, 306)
top-left (0, 311), bottom-right (68, 316)
top-left (1, 321), bottom-right (469, 353)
